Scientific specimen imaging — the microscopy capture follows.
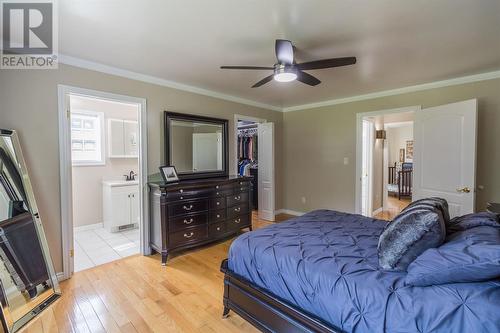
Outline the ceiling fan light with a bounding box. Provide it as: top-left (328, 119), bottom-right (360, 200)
top-left (274, 71), bottom-right (297, 82)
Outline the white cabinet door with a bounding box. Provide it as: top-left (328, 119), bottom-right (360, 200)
top-left (108, 119), bottom-right (125, 156)
top-left (258, 122), bottom-right (275, 221)
top-left (123, 121), bottom-right (138, 157)
top-left (110, 187), bottom-right (131, 227)
top-left (129, 188), bottom-right (140, 225)
top-left (413, 99), bottom-right (477, 218)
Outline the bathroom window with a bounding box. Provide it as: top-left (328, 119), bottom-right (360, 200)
top-left (71, 110), bottom-right (105, 166)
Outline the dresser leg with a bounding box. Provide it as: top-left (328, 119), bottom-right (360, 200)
top-left (161, 252), bottom-right (168, 266)
top-left (248, 225), bottom-right (253, 231)
top-left (222, 306), bottom-right (230, 318)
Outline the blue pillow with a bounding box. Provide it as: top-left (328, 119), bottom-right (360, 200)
top-left (378, 207), bottom-right (446, 271)
top-left (406, 225), bottom-right (500, 286)
top-left (447, 211), bottom-right (500, 234)
top-left (402, 197), bottom-right (450, 225)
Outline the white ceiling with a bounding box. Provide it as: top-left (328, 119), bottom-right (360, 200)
top-left (60, 0), bottom-right (500, 109)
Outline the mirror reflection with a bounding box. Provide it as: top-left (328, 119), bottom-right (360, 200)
top-left (170, 120), bottom-right (224, 173)
top-left (0, 130), bottom-right (60, 332)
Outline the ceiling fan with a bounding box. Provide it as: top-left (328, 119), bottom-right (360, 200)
top-left (220, 39), bottom-right (356, 88)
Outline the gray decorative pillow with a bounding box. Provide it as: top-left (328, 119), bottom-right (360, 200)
top-left (402, 197), bottom-right (450, 225)
top-left (378, 207), bottom-right (446, 271)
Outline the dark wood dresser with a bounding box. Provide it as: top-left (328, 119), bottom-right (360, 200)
top-left (149, 175), bottom-right (253, 265)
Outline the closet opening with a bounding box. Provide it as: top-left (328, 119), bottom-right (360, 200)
top-left (235, 115), bottom-right (276, 221)
top-left (237, 120), bottom-right (259, 213)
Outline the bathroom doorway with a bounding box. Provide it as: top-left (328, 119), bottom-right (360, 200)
top-left (58, 86), bottom-right (148, 279)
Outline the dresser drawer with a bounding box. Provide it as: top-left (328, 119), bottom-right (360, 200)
top-left (169, 213), bottom-right (207, 232)
top-left (209, 222), bottom-right (226, 237)
top-left (227, 204), bottom-right (249, 218)
top-left (166, 188), bottom-right (213, 201)
top-left (209, 209), bottom-right (226, 223)
top-left (234, 183), bottom-right (251, 194)
top-left (227, 192), bottom-right (249, 207)
top-left (168, 200), bottom-right (208, 217)
top-left (169, 225), bottom-right (208, 247)
top-left (209, 197), bottom-right (226, 210)
top-left (227, 214), bottom-right (250, 231)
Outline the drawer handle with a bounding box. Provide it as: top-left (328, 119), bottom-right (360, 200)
top-left (216, 227), bottom-right (221, 231)
top-left (234, 195), bottom-right (241, 200)
top-left (216, 214), bottom-right (221, 218)
top-left (234, 207), bottom-right (241, 212)
top-left (179, 189), bottom-right (184, 193)
top-left (239, 182), bottom-right (243, 185)
top-left (216, 192), bottom-right (220, 195)
top-left (235, 218), bottom-right (241, 224)
top-left (183, 204), bottom-right (194, 211)
top-left (183, 218), bottom-right (194, 225)
top-left (216, 185), bottom-right (219, 189)
top-left (183, 232), bottom-right (194, 238)
top-left (216, 201), bottom-right (221, 205)
top-left (240, 187), bottom-right (244, 191)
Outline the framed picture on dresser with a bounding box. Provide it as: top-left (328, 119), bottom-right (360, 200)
top-left (159, 165), bottom-right (179, 183)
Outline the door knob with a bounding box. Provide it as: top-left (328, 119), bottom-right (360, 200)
top-left (456, 187), bottom-right (471, 193)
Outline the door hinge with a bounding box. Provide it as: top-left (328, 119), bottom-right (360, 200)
top-left (70, 249), bottom-right (74, 257)
top-left (66, 109), bottom-right (70, 119)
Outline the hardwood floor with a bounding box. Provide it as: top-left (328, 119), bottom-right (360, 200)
top-left (374, 196), bottom-right (411, 221)
top-left (20, 213), bottom-right (293, 333)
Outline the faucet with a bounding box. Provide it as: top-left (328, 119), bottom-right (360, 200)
top-left (124, 171), bottom-right (136, 181)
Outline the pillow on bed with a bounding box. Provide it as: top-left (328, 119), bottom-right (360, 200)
top-left (378, 207), bottom-right (446, 271)
top-left (402, 197), bottom-right (450, 225)
top-left (447, 211), bottom-right (500, 234)
top-left (406, 225), bottom-right (500, 286)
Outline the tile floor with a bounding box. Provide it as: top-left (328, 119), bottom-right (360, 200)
top-left (74, 224), bottom-right (140, 272)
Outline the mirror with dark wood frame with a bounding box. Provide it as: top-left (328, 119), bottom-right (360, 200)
top-left (0, 129), bottom-right (61, 333)
top-left (164, 112), bottom-right (229, 180)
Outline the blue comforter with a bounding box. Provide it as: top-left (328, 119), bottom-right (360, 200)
top-left (228, 210), bottom-right (500, 332)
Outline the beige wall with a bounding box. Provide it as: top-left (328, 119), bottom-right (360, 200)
top-left (387, 124), bottom-right (413, 166)
top-left (283, 77), bottom-right (500, 213)
top-left (0, 64), bottom-right (283, 273)
top-left (71, 96), bottom-right (139, 228)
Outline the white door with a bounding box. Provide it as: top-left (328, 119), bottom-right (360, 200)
top-left (361, 120), bottom-right (374, 216)
top-left (123, 120), bottom-right (138, 156)
top-left (111, 187), bottom-right (131, 226)
top-left (192, 133), bottom-right (219, 171)
top-left (413, 99), bottom-right (477, 218)
top-left (258, 123), bottom-right (275, 221)
top-left (129, 188), bottom-right (140, 225)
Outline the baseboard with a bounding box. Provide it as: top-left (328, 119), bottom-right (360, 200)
top-left (275, 209), bottom-right (306, 216)
top-left (74, 222), bottom-right (103, 232)
top-left (372, 207), bottom-right (383, 216)
top-left (56, 272), bottom-right (66, 282)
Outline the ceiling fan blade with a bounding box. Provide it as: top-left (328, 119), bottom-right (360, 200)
top-left (296, 71), bottom-right (321, 86)
top-left (220, 66), bottom-right (274, 70)
top-left (252, 74), bottom-right (274, 88)
top-left (275, 39), bottom-right (294, 65)
top-left (297, 57), bottom-right (356, 70)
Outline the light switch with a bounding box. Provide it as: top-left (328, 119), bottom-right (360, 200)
top-left (343, 157), bottom-right (349, 165)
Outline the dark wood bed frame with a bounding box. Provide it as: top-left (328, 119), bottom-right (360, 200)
top-left (388, 163), bottom-right (413, 200)
top-left (220, 259), bottom-right (343, 333)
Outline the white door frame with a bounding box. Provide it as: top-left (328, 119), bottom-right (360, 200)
top-left (57, 85), bottom-right (148, 280)
top-left (361, 119), bottom-right (374, 216)
top-left (233, 114), bottom-right (267, 175)
top-left (355, 106), bottom-right (420, 214)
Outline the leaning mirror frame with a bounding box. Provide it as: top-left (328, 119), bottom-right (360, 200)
top-left (0, 129), bottom-right (61, 333)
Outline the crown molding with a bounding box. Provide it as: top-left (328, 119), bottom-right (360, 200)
top-left (282, 69), bottom-right (500, 112)
top-left (58, 54), bottom-right (282, 112)
top-left (58, 54), bottom-right (500, 114)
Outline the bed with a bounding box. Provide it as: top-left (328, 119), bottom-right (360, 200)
top-left (221, 210), bottom-right (500, 333)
